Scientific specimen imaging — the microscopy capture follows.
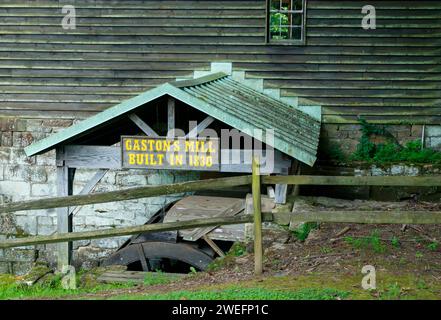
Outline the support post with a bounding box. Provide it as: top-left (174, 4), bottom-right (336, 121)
top-left (252, 155), bottom-right (263, 276)
top-left (275, 167), bottom-right (289, 204)
top-left (56, 147), bottom-right (74, 270)
top-left (167, 97), bottom-right (175, 137)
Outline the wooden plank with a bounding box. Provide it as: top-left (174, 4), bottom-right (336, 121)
top-left (136, 244), bottom-right (150, 272)
top-left (274, 184), bottom-right (288, 205)
top-left (181, 198), bottom-right (245, 241)
top-left (252, 155), bottom-right (263, 276)
top-left (69, 169), bottom-right (108, 215)
top-left (64, 145), bottom-right (121, 169)
top-left (0, 213), bottom-right (274, 249)
top-left (167, 97), bottom-right (175, 137)
top-left (202, 235), bottom-right (225, 257)
top-left (97, 271), bottom-right (184, 285)
top-left (185, 116), bottom-right (215, 138)
top-left (288, 211), bottom-right (441, 225)
top-left (56, 147), bottom-right (72, 270)
top-left (63, 145), bottom-right (290, 174)
top-left (263, 175), bottom-right (441, 187)
top-left (129, 113), bottom-right (159, 137)
top-left (0, 175), bottom-right (252, 214)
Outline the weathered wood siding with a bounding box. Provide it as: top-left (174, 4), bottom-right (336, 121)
top-left (0, 0), bottom-right (439, 123)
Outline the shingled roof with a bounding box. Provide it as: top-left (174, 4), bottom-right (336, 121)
top-left (25, 73), bottom-right (321, 166)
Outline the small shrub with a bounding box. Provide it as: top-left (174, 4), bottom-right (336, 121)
top-left (427, 242), bottom-right (439, 252)
top-left (293, 222), bottom-right (319, 242)
top-left (390, 237), bottom-right (400, 248)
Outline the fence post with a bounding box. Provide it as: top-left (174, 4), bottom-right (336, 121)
top-left (252, 155), bottom-right (263, 276)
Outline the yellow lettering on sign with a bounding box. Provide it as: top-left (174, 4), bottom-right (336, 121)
top-left (173, 141), bottom-right (180, 152)
top-left (125, 139), bottom-right (132, 151)
top-left (133, 140), bottom-right (141, 151)
top-left (185, 141), bottom-right (195, 152)
top-left (148, 140), bottom-right (155, 151)
top-left (141, 140), bottom-right (147, 151)
top-left (128, 153), bottom-right (135, 165)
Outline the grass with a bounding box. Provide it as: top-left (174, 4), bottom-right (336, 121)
top-left (1, 270), bottom-right (440, 300)
top-left (112, 287), bottom-right (349, 300)
top-left (143, 272), bottom-right (180, 286)
top-left (344, 230), bottom-right (386, 253)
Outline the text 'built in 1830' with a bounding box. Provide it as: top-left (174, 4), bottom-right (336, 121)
top-left (121, 136), bottom-right (220, 171)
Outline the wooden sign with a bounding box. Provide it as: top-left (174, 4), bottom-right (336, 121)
top-left (121, 136), bottom-right (220, 171)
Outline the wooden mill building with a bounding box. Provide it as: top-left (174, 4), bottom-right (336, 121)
top-left (0, 0), bottom-right (439, 274)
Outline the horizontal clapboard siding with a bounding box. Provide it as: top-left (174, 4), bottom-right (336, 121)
top-left (0, 0), bottom-right (439, 124)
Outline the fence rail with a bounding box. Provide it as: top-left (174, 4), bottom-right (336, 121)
top-left (1, 162), bottom-right (441, 275)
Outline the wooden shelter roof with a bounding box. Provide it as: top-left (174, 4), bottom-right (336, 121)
top-left (25, 72), bottom-right (321, 166)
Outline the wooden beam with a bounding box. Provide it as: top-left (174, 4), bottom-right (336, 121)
top-left (129, 114), bottom-right (159, 137)
top-left (0, 175), bottom-right (252, 214)
top-left (287, 211), bottom-right (441, 225)
top-left (56, 147), bottom-right (73, 270)
top-left (263, 175), bottom-right (441, 187)
top-left (252, 156), bottom-right (263, 276)
top-left (62, 145), bottom-right (290, 174)
top-left (202, 235), bottom-right (225, 258)
top-left (64, 145), bottom-right (121, 169)
top-left (69, 169), bottom-right (108, 216)
top-left (167, 97), bottom-right (175, 137)
top-left (0, 213), bottom-right (274, 249)
top-left (185, 116), bottom-right (215, 138)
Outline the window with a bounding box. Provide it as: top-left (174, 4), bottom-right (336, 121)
top-left (267, 0), bottom-right (306, 44)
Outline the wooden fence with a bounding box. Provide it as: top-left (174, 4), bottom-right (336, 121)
top-left (1, 157), bottom-right (441, 275)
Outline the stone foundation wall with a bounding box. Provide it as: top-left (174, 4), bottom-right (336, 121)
top-left (320, 124), bottom-right (441, 156)
top-left (0, 117), bottom-right (199, 274)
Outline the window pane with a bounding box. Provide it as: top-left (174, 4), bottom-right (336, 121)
top-left (292, 13), bottom-right (302, 26)
top-left (293, 0), bottom-right (303, 10)
top-left (269, 0), bottom-right (304, 42)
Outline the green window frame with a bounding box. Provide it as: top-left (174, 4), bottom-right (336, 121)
top-left (266, 0), bottom-right (307, 45)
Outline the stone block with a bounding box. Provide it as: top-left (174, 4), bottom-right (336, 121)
top-left (426, 125), bottom-right (441, 137)
top-left (4, 165), bottom-right (48, 183)
top-left (0, 147), bottom-right (11, 163)
top-left (411, 125), bottom-right (423, 138)
top-left (0, 262), bottom-right (11, 274)
top-left (42, 119), bottom-right (73, 128)
top-left (84, 216), bottom-right (117, 227)
top-left (428, 137), bottom-right (441, 150)
top-left (12, 262), bottom-right (33, 276)
top-left (4, 248), bottom-right (36, 262)
top-left (31, 183), bottom-right (55, 197)
top-left (0, 181), bottom-right (31, 200)
top-left (90, 238), bottom-right (123, 249)
top-left (37, 224), bottom-right (56, 236)
top-left (371, 165), bottom-right (390, 176)
top-left (0, 132), bottom-right (12, 147)
top-left (37, 216), bottom-right (55, 226)
top-left (10, 148), bottom-right (35, 165)
top-left (403, 166), bottom-right (419, 176)
top-left (26, 119), bottom-right (51, 133)
top-left (116, 173), bottom-right (147, 186)
top-left (12, 132), bottom-right (36, 148)
top-left (36, 152), bottom-right (56, 166)
top-left (14, 215), bottom-right (37, 235)
top-left (390, 165), bottom-right (404, 175)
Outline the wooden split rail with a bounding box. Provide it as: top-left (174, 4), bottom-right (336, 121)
top-left (1, 158), bottom-right (441, 275)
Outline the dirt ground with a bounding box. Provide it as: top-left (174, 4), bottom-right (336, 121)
top-left (66, 222), bottom-right (440, 300)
